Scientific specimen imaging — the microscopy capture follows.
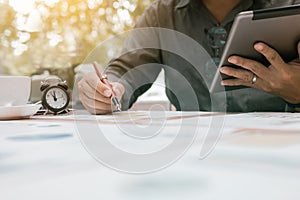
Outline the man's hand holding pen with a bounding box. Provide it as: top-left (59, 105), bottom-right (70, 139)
top-left (78, 63), bottom-right (125, 115)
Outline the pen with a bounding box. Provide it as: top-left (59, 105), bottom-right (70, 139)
top-left (93, 62), bottom-right (122, 112)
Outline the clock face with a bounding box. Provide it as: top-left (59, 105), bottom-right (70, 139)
top-left (43, 86), bottom-right (69, 113)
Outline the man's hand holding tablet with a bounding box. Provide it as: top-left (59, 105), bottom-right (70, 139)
top-left (220, 41), bottom-right (300, 106)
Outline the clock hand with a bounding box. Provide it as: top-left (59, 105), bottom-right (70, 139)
top-left (53, 91), bottom-right (57, 101)
top-left (50, 92), bottom-right (55, 98)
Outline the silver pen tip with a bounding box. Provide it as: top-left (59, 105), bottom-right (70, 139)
top-left (116, 105), bottom-right (122, 112)
top-left (112, 97), bottom-right (122, 112)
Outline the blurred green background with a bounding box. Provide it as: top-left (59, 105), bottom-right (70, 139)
top-left (0, 0), bottom-right (153, 77)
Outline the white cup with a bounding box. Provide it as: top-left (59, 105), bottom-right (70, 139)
top-left (0, 76), bottom-right (31, 106)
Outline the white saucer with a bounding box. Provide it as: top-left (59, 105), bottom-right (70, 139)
top-left (0, 104), bottom-right (41, 120)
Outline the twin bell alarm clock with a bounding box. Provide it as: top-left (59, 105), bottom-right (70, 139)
top-left (40, 76), bottom-right (70, 114)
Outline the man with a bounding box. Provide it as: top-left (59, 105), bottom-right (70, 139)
top-left (78, 0), bottom-right (300, 114)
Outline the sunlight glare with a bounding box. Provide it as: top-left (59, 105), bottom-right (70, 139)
top-left (9, 0), bottom-right (60, 13)
top-left (9, 0), bottom-right (36, 14)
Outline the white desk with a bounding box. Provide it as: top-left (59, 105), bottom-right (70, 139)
top-left (1, 111), bottom-right (300, 200)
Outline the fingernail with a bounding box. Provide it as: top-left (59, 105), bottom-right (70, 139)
top-left (221, 81), bottom-right (225, 85)
top-left (220, 68), bottom-right (226, 73)
top-left (104, 90), bottom-right (111, 97)
top-left (255, 43), bottom-right (264, 51)
top-left (112, 85), bottom-right (119, 92)
top-left (228, 57), bottom-right (237, 64)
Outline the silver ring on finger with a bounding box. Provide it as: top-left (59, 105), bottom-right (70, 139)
top-left (251, 74), bottom-right (257, 85)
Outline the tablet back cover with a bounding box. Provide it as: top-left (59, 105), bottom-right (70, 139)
top-left (210, 5), bottom-right (300, 93)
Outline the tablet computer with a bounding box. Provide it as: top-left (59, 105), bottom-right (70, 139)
top-left (210, 4), bottom-right (300, 93)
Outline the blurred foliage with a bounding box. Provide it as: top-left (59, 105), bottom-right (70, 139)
top-left (0, 0), bottom-right (153, 76)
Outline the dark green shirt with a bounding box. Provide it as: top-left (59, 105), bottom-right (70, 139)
top-left (106, 0), bottom-right (299, 112)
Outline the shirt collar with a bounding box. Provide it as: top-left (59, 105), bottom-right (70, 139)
top-left (175, 0), bottom-right (255, 25)
top-left (188, 0), bottom-right (254, 25)
top-left (175, 0), bottom-right (190, 9)
top-left (221, 0), bottom-right (253, 25)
